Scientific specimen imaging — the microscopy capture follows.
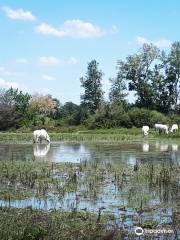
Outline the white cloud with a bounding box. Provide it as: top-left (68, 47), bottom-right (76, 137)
top-left (0, 78), bottom-right (19, 89)
top-left (68, 57), bottom-right (77, 65)
top-left (39, 56), bottom-right (61, 66)
top-left (42, 74), bottom-right (56, 81)
top-left (0, 66), bottom-right (17, 76)
top-left (36, 23), bottom-right (63, 37)
top-left (35, 19), bottom-right (105, 38)
top-left (2, 6), bottom-right (36, 21)
top-left (16, 58), bottom-right (28, 64)
top-left (136, 36), bottom-right (171, 48)
top-left (0, 66), bottom-right (5, 72)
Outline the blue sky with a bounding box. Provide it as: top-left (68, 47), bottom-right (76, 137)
top-left (0, 0), bottom-right (179, 103)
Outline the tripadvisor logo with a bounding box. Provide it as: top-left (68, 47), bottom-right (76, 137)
top-left (134, 227), bottom-right (174, 236)
top-left (135, 227), bottom-right (144, 236)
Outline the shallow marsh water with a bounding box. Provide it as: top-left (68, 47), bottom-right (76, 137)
top-left (0, 141), bottom-right (180, 163)
top-left (0, 141), bottom-right (179, 237)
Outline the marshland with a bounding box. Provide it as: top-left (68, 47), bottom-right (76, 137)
top-left (0, 136), bottom-right (179, 239)
top-left (1, 3), bottom-right (180, 238)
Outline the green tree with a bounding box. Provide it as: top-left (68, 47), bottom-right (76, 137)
top-left (81, 60), bottom-right (104, 114)
top-left (0, 105), bottom-right (18, 130)
top-left (0, 89), bottom-right (20, 130)
top-left (51, 98), bottom-right (61, 119)
top-left (150, 63), bottom-right (171, 113)
top-left (164, 42), bottom-right (180, 109)
top-left (0, 88), bottom-right (31, 127)
top-left (150, 42), bottom-right (180, 113)
top-left (61, 102), bottom-right (79, 117)
top-left (2, 88), bottom-right (31, 113)
top-left (60, 102), bottom-right (81, 125)
top-left (117, 44), bottom-right (159, 109)
top-left (109, 70), bottom-right (127, 105)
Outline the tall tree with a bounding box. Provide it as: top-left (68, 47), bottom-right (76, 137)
top-left (80, 60), bottom-right (104, 114)
top-left (117, 44), bottom-right (159, 108)
top-left (164, 42), bottom-right (180, 109)
top-left (151, 63), bottom-right (171, 112)
top-left (4, 88), bottom-right (31, 116)
top-left (0, 105), bottom-right (18, 130)
top-left (0, 88), bottom-right (31, 127)
top-left (109, 70), bottom-right (127, 105)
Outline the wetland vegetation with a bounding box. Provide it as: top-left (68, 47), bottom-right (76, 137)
top-left (0, 141), bottom-right (179, 239)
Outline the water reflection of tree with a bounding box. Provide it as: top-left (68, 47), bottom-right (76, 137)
top-left (0, 144), bottom-right (33, 161)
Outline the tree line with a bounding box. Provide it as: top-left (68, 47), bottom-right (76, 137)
top-left (1, 42), bottom-right (180, 131)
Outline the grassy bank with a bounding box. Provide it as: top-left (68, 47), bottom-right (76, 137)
top-left (0, 128), bottom-right (180, 142)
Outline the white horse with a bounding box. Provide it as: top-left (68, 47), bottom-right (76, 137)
top-left (154, 124), bottom-right (169, 134)
top-left (170, 124), bottom-right (178, 133)
top-left (142, 126), bottom-right (149, 136)
top-left (33, 129), bottom-right (50, 143)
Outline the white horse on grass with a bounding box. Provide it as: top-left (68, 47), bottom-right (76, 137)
top-left (154, 124), bottom-right (169, 134)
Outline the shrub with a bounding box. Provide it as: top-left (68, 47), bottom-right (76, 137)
top-left (149, 110), bottom-right (169, 126)
top-left (128, 108), bottom-right (169, 127)
top-left (0, 105), bottom-right (19, 130)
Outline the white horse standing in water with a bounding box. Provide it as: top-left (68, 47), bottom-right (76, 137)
top-left (33, 129), bottom-right (50, 143)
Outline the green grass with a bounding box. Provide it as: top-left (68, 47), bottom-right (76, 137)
top-left (0, 128), bottom-right (180, 143)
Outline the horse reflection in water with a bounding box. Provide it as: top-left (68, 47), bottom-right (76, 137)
top-left (155, 142), bottom-right (169, 152)
top-left (33, 143), bottom-right (50, 160)
top-left (155, 142), bottom-right (179, 152)
top-left (172, 144), bottom-right (178, 152)
top-left (142, 143), bottom-right (149, 152)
